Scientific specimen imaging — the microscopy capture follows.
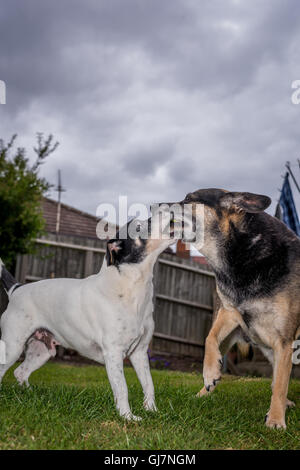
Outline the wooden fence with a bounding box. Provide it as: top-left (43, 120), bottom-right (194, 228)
top-left (2, 233), bottom-right (216, 359)
top-left (152, 254), bottom-right (215, 358)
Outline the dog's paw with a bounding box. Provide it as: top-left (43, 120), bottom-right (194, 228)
top-left (144, 399), bottom-right (158, 412)
top-left (196, 386), bottom-right (210, 398)
top-left (286, 399), bottom-right (295, 408)
top-left (120, 411), bottom-right (142, 422)
top-left (130, 414), bottom-right (142, 422)
top-left (203, 356), bottom-right (222, 393)
top-left (203, 369), bottom-right (222, 393)
top-left (265, 413), bottom-right (286, 430)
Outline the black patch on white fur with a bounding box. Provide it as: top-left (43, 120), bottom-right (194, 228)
top-left (106, 237), bottom-right (147, 267)
top-left (106, 220), bottom-right (149, 267)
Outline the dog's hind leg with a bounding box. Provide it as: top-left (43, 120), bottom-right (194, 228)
top-left (14, 330), bottom-right (58, 387)
top-left (0, 306), bottom-right (37, 384)
top-left (0, 333), bottom-right (27, 385)
top-left (14, 339), bottom-right (52, 387)
top-left (197, 307), bottom-right (243, 397)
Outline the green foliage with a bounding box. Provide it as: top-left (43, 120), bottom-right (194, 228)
top-left (0, 133), bottom-right (58, 268)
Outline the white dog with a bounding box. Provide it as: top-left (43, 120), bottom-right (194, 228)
top-left (0, 217), bottom-right (176, 420)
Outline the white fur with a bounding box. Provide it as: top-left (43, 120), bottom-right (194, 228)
top-left (0, 238), bottom-right (172, 420)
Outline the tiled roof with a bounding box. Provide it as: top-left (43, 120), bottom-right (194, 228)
top-left (42, 197), bottom-right (100, 239)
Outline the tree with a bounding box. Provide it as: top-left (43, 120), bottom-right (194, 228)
top-left (0, 133), bottom-right (58, 269)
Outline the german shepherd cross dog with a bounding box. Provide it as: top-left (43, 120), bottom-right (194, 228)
top-left (174, 188), bottom-right (300, 429)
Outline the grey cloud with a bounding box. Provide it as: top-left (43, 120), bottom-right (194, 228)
top-left (0, 0), bottom-right (299, 219)
top-left (123, 140), bottom-right (175, 177)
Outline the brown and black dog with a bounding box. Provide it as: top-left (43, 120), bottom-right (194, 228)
top-left (172, 188), bottom-right (300, 429)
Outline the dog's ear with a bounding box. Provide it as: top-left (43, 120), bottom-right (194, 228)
top-left (106, 240), bottom-right (123, 266)
top-left (220, 192), bottom-right (271, 213)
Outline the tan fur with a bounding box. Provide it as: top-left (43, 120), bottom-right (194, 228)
top-left (212, 293), bottom-right (249, 357)
top-left (201, 275), bottom-right (299, 429)
top-left (146, 238), bottom-right (165, 254)
top-left (266, 343), bottom-right (293, 429)
top-left (220, 210), bottom-right (243, 235)
top-left (237, 342), bottom-right (250, 357)
top-left (197, 306), bottom-right (244, 396)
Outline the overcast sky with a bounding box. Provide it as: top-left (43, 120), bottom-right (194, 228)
top-left (1, 0), bottom-right (300, 221)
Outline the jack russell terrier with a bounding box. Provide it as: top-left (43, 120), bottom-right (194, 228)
top-left (0, 215), bottom-right (177, 421)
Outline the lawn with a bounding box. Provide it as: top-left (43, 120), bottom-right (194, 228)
top-left (0, 362), bottom-right (299, 450)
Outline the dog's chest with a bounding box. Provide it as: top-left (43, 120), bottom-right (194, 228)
top-left (120, 278), bottom-right (153, 318)
top-left (218, 284), bottom-right (285, 348)
top-left (116, 282), bottom-right (154, 351)
top-left (239, 298), bottom-right (280, 347)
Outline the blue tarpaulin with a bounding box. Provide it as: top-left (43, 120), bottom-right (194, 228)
top-left (279, 173), bottom-right (300, 237)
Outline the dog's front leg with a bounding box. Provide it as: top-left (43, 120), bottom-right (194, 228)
top-left (198, 307), bottom-right (242, 397)
top-left (259, 345), bottom-right (295, 409)
top-left (265, 342), bottom-right (293, 429)
top-left (130, 348), bottom-right (157, 412)
top-left (104, 349), bottom-right (141, 421)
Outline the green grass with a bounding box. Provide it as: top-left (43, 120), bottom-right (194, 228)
top-left (0, 362), bottom-right (299, 449)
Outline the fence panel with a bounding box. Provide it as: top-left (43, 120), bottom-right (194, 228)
top-left (152, 253), bottom-right (215, 357)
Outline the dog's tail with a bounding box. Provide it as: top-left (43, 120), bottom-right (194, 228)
top-left (0, 258), bottom-right (21, 298)
top-left (237, 341), bottom-right (250, 358)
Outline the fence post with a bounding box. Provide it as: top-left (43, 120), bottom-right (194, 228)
top-left (84, 250), bottom-right (94, 277)
top-left (17, 254), bottom-right (28, 283)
